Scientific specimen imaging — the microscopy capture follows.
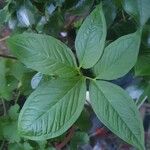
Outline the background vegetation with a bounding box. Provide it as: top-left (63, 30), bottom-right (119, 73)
top-left (0, 0), bottom-right (150, 149)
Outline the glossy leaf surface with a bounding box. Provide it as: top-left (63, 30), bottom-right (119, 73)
top-left (18, 77), bottom-right (86, 140)
top-left (93, 31), bottom-right (141, 80)
top-left (89, 80), bottom-right (145, 150)
top-left (7, 33), bottom-right (78, 78)
top-left (75, 4), bottom-right (106, 68)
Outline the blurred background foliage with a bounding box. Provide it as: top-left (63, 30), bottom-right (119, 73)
top-left (0, 0), bottom-right (150, 149)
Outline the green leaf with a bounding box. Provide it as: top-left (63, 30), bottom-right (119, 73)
top-left (19, 71), bottom-right (35, 96)
top-left (75, 108), bottom-right (91, 131)
top-left (3, 121), bottom-right (21, 143)
top-left (89, 80), bottom-right (145, 150)
top-left (93, 31), bottom-right (141, 80)
top-left (70, 132), bottom-right (89, 149)
top-left (123, 0), bottom-right (150, 26)
top-left (103, 0), bottom-right (117, 28)
top-left (0, 6), bottom-right (9, 26)
top-left (0, 59), bottom-right (11, 100)
top-left (18, 77), bottom-right (86, 140)
top-left (8, 104), bottom-right (20, 120)
top-left (75, 4), bottom-right (106, 68)
top-left (8, 142), bottom-right (33, 150)
top-left (135, 54), bottom-right (150, 76)
top-left (9, 61), bottom-right (28, 81)
top-left (31, 72), bottom-right (43, 89)
top-left (67, 0), bottom-right (94, 16)
top-left (7, 33), bottom-right (78, 78)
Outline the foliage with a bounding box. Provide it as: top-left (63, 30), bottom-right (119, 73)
top-left (0, 0), bottom-right (150, 149)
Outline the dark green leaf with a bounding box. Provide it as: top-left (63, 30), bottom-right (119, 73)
top-left (8, 142), bottom-right (33, 150)
top-left (89, 80), bottom-right (145, 150)
top-left (7, 33), bottom-right (78, 78)
top-left (103, 0), bottom-right (117, 28)
top-left (75, 4), bottom-right (106, 68)
top-left (67, 0), bottom-right (94, 15)
top-left (8, 104), bottom-right (20, 120)
top-left (123, 0), bottom-right (150, 26)
top-left (93, 31), bottom-right (141, 80)
top-left (18, 77), bottom-right (86, 140)
top-left (75, 108), bottom-right (91, 131)
top-left (3, 121), bottom-right (21, 143)
top-left (135, 54), bottom-right (150, 76)
top-left (70, 132), bottom-right (89, 149)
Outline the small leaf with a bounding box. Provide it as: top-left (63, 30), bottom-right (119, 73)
top-left (135, 54), bottom-right (150, 76)
top-left (75, 4), bottom-right (106, 68)
top-left (93, 31), bottom-right (141, 80)
top-left (0, 59), bottom-right (11, 100)
top-left (3, 121), bottom-right (21, 143)
top-left (89, 80), bottom-right (145, 150)
top-left (103, 0), bottom-right (117, 28)
top-left (18, 77), bottom-right (86, 140)
top-left (7, 33), bottom-right (78, 78)
top-left (123, 0), bottom-right (150, 26)
top-left (8, 104), bottom-right (20, 120)
top-left (70, 132), bottom-right (89, 149)
top-left (31, 72), bottom-right (43, 89)
top-left (67, 0), bottom-right (94, 15)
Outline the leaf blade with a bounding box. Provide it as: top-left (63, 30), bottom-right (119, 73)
top-left (75, 4), bottom-right (106, 68)
top-left (18, 77), bottom-right (86, 140)
top-left (123, 0), bottom-right (150, 26)
top-left (7, 33), bottom-right (78, 78)
top-left (93, 31), bottom-right (141, 80)
top-left (89, 80), bottom-right (145, 150)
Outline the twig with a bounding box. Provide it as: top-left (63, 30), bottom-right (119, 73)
top-left (0, 36), bottom-right (9, 42)
top-left (122, 10), bottom-right (126, 21)
top-left (55, 126), bottom-right (76, 150)
top-left (15, 91), bottom-right (20, 104)
top-left (0, 54), bottom-right (17, 60)
top-left (138, 96), bottom-right (148, 109)
top-left (1, 98), bottom-right (6, 116)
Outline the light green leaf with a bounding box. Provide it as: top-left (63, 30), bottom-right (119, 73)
top-left (93, 31), bottom-right (141, 80)
top-left (135, 54), bottom-right (150, 76)
top-left (123, 0), bottom-right (150, 26)
top-left (7, 33), bottom-right (78, 78)
top-left (89, 80), bottom-right (145, 150)
top-left (75, 4), bottom-right (106, 68)
top-left (31, 72), bottom-right (43, 89)
top-left (18, 77), bottom-right (86, 140)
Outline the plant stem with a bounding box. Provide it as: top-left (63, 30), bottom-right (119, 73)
top-left (1, 98), bottom-right (6, 116)
top-left (137, 96), bottom-right (148, 109)
top-left (15, 91), bottom-right (20, 104)
top-left (122, 10), bottom-right (126, 21)
top-left (0, 36), bottom-right (10, 42)
top-left (0, 54), bottom-right (17, 60)
top-left (85, 76), bottom-right (96, 81)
